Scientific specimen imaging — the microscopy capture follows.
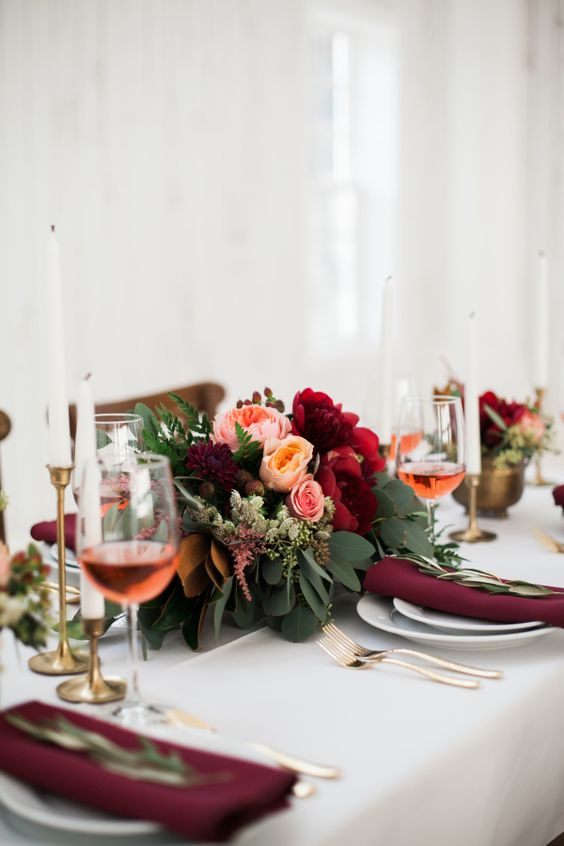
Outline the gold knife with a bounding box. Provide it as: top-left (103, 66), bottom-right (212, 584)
top-left (534, 528), bottom-right (564, 554)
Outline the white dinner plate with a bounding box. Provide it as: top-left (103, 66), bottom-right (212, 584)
top-left (0, 724), bottom-right (271, 838)
top-left (393, 598), bottom-right (544, 634)
top-left (357, 595), bottom-right (555, 651)
top-left (49, 544), bottom-right (79, 569)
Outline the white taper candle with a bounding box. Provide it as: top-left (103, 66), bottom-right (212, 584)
top-left (465, 312), bottom-right (481, 475)
top-left (47, 226), bottom-right (72, 467)
top-left (534, 251), bottom-right (549, 389)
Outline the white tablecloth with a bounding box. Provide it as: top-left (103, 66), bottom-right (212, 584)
top-left (2, 469), bottom-right (564, 846)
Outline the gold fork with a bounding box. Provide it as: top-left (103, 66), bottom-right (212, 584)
top-left (534, 528), bottom-right (564, 554)
top-left (318, 638), bottom-right (480, 689)
top-left (323, 622), bottom-right (503, 680)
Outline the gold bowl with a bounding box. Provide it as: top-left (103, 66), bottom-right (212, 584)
top-left (452, 459), bottom-right (526, 518)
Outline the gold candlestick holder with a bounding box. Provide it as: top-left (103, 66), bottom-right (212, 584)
top-left (28, 465), bottom-right (88, 675)
top-left (450, 475), bottom-right (497, 543)
top-left (529, 387), bottom-right (553, 486)
top-left (57, 617), bottom-right (127, 704)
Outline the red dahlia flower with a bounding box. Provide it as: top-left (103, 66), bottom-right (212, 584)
top-left (185, 442), bottom-right (239, 491)
top-left (292, 388), bottom-right (359, 452)
top-left (316, 446), bottom-right (378, 535)
top-left (479, 391), bottom-right (526, 447)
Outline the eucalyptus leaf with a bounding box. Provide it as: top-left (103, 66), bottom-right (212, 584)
top-left (262, 557), bottom-right (284, 586)
top-left (298, 550), bottom-right (330, 601)
top-left (326, 557), bottom-right (361, 592)
top-left (373, 489), bottom-right (395, 518)
top-left (280, 605), bottom-right (317, 642)
top-left (383, 479), bottom-right (418, 515)
top-left (380, 518), bottom-right (407, 550)
top-left (484, 403), bottom-right (508, 432)
top-left (298, 573), bottom-right (328, 622)
top-left (300, 547), bottom-right (332, 582)
top-left (329, 531), bottom-right (375, 562)
top-left (403, 521), bottom-right (433, 557)
top-left (262, 583), bottom-right (295, 616)
top-left (232, 586), bottom-right (256, 628)
top-left (213, 578), bottom-right (233, 639)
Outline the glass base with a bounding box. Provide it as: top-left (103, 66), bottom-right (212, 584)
top-left (112, 698), bottom-right (169, 729)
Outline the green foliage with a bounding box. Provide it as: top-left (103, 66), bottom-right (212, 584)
top-left (232, 422), bottom-right (262, 467)
top-left (370, 474), bottom-right (434, 560)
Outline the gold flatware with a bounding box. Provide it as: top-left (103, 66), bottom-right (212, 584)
top-left (318, 638), bottom-right (479, 689)
top-left (323, 622), bottom-right (503, 680)
top-left (166, 709), bottom-right (340, 780)
top-left (534, 528), bottom-right (564, 554)
top-left (44, 581), bottom-right (81, 605)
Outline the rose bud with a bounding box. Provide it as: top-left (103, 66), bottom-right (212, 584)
top-left (264, 387), bottom-right (273, 397)
top-left (198, 481), bottom-right (215, 499)
top-left (245, 479), bottom-right (265, 497)
top-left (252, 391), bottom-right (262, 404)
top-left (236, 399), bottom-right (243, 409)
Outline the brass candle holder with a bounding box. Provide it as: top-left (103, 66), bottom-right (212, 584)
top-left (28, 465), bottom-right (88, 675)
top-left (450, 475), bottom-right (497, 543)
top-left (529, 387), bottom-right (552, 486)
top-left (57, 617), bottom-right (126, 704)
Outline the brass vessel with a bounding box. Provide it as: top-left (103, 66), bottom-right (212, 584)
top-left (453, 458), bottom-right (526, 518)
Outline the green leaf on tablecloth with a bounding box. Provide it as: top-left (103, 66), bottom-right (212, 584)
top-left (329, 531), bottom-right (375, 562)
top-left (280, 605), bottom-right (317, 642)
top-left (262, 557), bottom-right (284, 586)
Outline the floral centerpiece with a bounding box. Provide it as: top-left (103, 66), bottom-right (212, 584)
top-left (102, 388), bottom-right (434, 648)
top-left (436, 379), bottom-right (553, 468)
top-left (0, 543), bottom-right (50, 648)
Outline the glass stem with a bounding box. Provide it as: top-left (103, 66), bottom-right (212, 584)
top-left (125, 603), bottom-right (142, 706)
top-left (426, 499), bottom-right (438, 546)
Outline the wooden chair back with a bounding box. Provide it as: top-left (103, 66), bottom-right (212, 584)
top-left (68, 382), bottom-right (225, 441)
top-left (0, 410), bottom-right (12, 544)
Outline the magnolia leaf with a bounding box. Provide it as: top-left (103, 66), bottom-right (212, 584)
top-left (152, 581), bottom-right (192, 631)
top-left (262, 557), bottom-right (284, 586)
top-left (280, 605), bottom-right (317, 642)
top-left (299, 573), bottom-right (328, 622)
top-left (329, 532), bottom-right (375, 562)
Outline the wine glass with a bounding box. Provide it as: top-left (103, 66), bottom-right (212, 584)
top-left (77, 453), bottom-right (179, 727)
top-left (72, 413), bottom-right (144, 502)
top-left (395, 396), bottom-right (466, 542)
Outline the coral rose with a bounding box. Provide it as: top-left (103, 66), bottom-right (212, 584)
top-left (0, 542), bottom-right (10, 589)
top-left (259, 435), bottom-right (314, 493)
top-left (517, 410), bottom-right (545, 445)
top-left (286, 476), bottom-right (325, 522)
top-left (214, 405), bottom-right (291, 451)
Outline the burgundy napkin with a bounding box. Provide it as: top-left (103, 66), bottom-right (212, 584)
top-left (30, 514), bottom-right (77, 551)
top-left (364, 557), bottom-right (564, 627)
top-left (0, 701), bottom-right (295, 842)
top-left (553, 485), bottom-right (564, 510)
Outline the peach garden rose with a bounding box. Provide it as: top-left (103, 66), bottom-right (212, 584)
top-left (259, 435), bottom-right (314, 493)
top-left (213, 405), bottom-right (291, 451)
top-left (286, 476), bottom-right (325, 522)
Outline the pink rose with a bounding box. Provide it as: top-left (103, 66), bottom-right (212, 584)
top-left (259, 435), bottom-right (314, 493)
top-left (214, 405), bottom-right (291, 451)
top-left (0, 543), bottom-right (10, 589)
top-left (286, 476), bottom-right (325, 522)
top-left (517, 410), bottom-right (545, 445)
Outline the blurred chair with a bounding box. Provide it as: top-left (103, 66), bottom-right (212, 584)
top-left (68, 382), bottom-right (225, 440)
top-left (0, 410), bottom-right (12, 544)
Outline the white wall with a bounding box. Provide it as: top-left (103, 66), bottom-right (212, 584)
top-left (0, 0), bottom-right (562, 544)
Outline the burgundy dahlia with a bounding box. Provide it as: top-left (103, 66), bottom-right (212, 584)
top-left (292, 388), bottom-right (358, 452)
top-left (185, 441), bottom-right (238, 491)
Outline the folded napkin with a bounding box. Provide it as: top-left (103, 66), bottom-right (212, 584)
top-left (30, 514), bottom-right (77, 551)
top-left (553, 485), bottom-right (564, 511)
top-left (364, 557), bottom-right (564, 628)
top-left (0, 701), bottom-right (295, 842)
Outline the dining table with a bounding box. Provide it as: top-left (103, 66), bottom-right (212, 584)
top-left (2, 463), bottom-right (564, 846)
